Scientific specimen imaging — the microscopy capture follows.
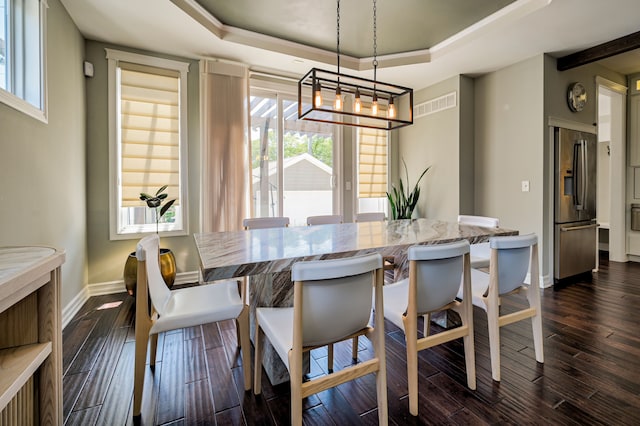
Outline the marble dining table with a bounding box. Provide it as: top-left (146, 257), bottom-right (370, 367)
top-left (194, 218), bottom-right (517, 384)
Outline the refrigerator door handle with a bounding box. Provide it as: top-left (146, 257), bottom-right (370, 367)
top-left (572, 142), bottom-right (581, 209)
top-left (560, 223), bottom-right (599, 232)
top-left (581, 139), bottom-right (588, 211)
top-left (573, 141), bottom-right (586, 210)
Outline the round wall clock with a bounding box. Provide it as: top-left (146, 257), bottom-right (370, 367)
top-left (567, 82), bottom-right (587, 112)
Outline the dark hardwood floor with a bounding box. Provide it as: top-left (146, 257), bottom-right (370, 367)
top-left (62, 254), bottom-right (640, 425)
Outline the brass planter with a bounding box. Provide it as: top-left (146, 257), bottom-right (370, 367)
top-left (124, 248), bottom-right (176, 296)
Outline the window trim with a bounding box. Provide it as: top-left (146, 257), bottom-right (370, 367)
top-left (106, 48), bottom-right (190, 240)
top-left (0, 0), bottom-right (48, 122)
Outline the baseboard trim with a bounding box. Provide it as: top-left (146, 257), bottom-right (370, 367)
top-left (525, 272), bottom-right (552, 288)
top-left (62, 286), bottom-right (90, 330)
top-left (88, 280), bottom-right (126, 296)
top-left (62, 271), bottom-right (200, 330)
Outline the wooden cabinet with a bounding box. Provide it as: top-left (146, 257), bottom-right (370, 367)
top-left (0, 247), bottom-right (65, 425)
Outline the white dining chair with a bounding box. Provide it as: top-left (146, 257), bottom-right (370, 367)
top-left (355, 212), bottom-right (386, 222)
top-left (458, 215), bottom-right (500, 269)
top-left (132, 234), bottom-right (251, 418)
top-left (243, 216), bottom-right (290, 230)
top-left (306, 214), bottom-right (343, 225)
top-left (383, 240), bottom-right (475, 416)
top-left (253, 253), bottom-right (388, 425)
top-left (457, 233), bottom-right (543, 382)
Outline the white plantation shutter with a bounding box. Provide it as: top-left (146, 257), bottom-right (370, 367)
top-left (358, 125), bottom-right (388, 198)
top-left (119, 65), bottom-right (181, 207)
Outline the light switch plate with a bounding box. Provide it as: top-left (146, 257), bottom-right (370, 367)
top-left (521, 180), bottom-right (530, 192)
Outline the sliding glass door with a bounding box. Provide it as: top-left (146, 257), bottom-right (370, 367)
top-left (250, 88), bottom-right (340, 226)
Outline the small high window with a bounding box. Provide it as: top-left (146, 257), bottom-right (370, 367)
top-left (0, 0), bottom-right (47, 121)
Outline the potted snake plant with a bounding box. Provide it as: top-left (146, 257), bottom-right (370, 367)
top-left (386, 159), bottom-right (430, 220)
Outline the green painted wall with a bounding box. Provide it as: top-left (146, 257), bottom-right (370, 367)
top-left (84, 41), bottom-right (201, 285)
top-left (474, 54), bottom-right (545, 268)
top-left (398, 76), bottom-right (467, 221)
top-left (0, 0), bottom-right (87, 308)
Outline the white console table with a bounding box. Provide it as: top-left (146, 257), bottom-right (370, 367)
top-left (0, 246), bottom-right (65, 425)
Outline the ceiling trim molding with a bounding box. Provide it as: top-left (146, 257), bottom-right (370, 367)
top-left (170, 0), bottom-right (431, 71)
top-left (431, 0), bottom-right (552, 59)
top-left (557, 30), bottom-right (640, 71)
top-left (171, 0), bottom-right (550, 72)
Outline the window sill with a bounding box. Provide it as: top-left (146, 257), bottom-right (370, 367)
top-left (0, 89), bottom-right (47, 123)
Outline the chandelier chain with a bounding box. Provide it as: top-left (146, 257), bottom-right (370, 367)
top-left (373, 0), bottom-right (378, 83)
top-left (336, 0), bottom-right (340, 75)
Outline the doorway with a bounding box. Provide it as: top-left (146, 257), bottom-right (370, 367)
top-left (597, 77), bottom-right (627, 262)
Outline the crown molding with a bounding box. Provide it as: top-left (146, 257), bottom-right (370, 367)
top-left (171, 0), bottom-right (551, 71)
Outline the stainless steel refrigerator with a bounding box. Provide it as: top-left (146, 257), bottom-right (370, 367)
top-left (554, 127), bottom-right (598, 282)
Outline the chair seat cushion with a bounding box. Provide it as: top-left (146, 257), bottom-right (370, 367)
top-left (456, 268), bottom-right (490, 310)
top-left (382, 278), bottom-right (409, 331)
top-left (256, 307), bottom-right (294, 370)
top-left (151, 280), bottom-right (244, 334)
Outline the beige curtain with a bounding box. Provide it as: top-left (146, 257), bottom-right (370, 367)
top-left (200, 60), bottom-right (249, 232)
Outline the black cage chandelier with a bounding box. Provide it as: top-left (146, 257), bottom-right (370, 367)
top-left (298, 0), bottom-right (413, 131)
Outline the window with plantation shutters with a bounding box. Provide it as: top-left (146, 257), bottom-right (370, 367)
top-left (107, 49), bottom-right (189, 239)
top-left (358, 127), bottom-right (388, 198)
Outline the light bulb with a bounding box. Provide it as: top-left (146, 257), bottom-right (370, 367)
top-left (334, 87), bottom-right (342, 111)
top-left (372, 93), bottom-right (378, 116)
top-left (354, 89), bottom-right (362, 113)
top-left (314, 83), bottom-right (323, 107)
top-left (388, 97), bottom-right (396, 118)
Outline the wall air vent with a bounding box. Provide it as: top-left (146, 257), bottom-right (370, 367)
top-left (413, 91), bottom-right (457, 119)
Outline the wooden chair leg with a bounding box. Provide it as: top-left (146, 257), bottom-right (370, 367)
top-left (527, 288), bottom-right (544, 363)
top-left (328, 344), bottom-right (334, 372)
top-left (237, 306), bottom-right (252, 390)
top-left (403, 314), bottom-right (419, 416)
top-left (422, 313), bottom-right (431, 337)
top-left (133, 333), bottom-right (149, 417)
top-left (459, 307), bottom-right (476, 390)
top-left (486, 300), bottom-right (502, 382)
top-left (253, 318), bottom-right (264, 395)
top-left (289, 349), bottom-right (303, 426)
top-left (374, 273), bottom-right (389, 425)
top-left (134, 262), bottom-right (152, 418)
top-left (236, 277), bottom-right (248, 348)
top-left (351, 337), bottom-right (359, 362)
top-left (133, 310), bottom-right (151, 417)
top-left (149, 333), bottom-right (158, 367)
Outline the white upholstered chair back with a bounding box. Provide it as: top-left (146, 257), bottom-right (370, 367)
top-left (291, 253), bottom-right (381, 347)
top-left (136, 234), bottom-right (171, 316)
top-left (306, 214), bottom-right (343, 225)
top-left (458, 215), bottom-right (499, 228)
top-left (409, 240), bottom-right (469, 314)
top-left (243, 216), bottom-right (290, 229)
top-left (491, 234), bottom-right (537, 295)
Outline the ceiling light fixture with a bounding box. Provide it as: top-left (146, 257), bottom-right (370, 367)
top-left (298, 0), bottom-right (413, 130)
